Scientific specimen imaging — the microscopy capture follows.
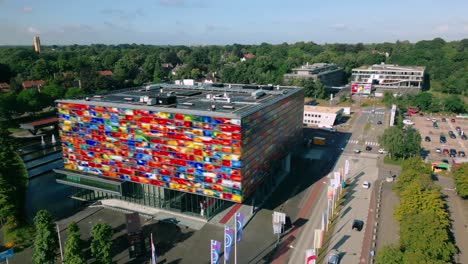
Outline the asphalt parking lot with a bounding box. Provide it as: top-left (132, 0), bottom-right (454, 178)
top-left (410, 114), bottom-right (468, 164)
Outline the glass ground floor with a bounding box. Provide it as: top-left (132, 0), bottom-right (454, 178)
top-left (70, 181), bottom-right (230, 219)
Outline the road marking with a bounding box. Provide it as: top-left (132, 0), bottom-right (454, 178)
top-left (365, 141), bottom-right (380, 146)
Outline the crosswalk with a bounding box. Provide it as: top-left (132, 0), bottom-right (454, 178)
top-left (365, 141), bottom-right (380, 146)
top-left (345, 139), bottom-right (380, 146)
top-left (362, 110), bottom-right (385, 115)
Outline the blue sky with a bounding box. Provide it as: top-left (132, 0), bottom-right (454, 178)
top-left (1, 0), bottom-right (467, 45)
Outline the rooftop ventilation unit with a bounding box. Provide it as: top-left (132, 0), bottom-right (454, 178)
top-left (124, 97), bottom-right (134, 101)
top-left (252, 90), bottom-right (265, 99)
top-left (222, 105), bottom-right (235, 109)
top-left (182, 102), bottom-right (194, 106)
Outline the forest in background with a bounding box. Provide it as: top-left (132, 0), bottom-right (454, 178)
top-left (0, 38), bottom-right (467, 118)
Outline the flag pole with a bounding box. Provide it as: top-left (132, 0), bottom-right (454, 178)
top-left (234, 219), bottom-right (237, 264)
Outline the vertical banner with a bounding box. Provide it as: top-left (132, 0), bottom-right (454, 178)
top-left (313, 229), bottom-right (324, 249)
top-left (235, 212), bottom-right (244, 242)
top-left (321, 212), bottom-right (326, 232)
top-left (211, 240), bottom-right (221, 264)
top-left (151, 233), bottom-right (157, 264)
top-left (224, 226), bottom-right (234, 262)
top-left (305, 249), bottom-right (316, 264)
top-left (344, 159), bottom-right (349, 179)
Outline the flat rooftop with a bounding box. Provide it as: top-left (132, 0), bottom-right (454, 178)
top-left (291, 63), bottom-right (339, 72)
top-left (304, 105), bottom-right (343, 113)
top-left (354, 64), bottom-right (425, 72)
top-left (56, 83), bottom-right (303, 118)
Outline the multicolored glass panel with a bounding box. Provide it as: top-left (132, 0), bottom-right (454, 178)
top-left (57, 103), bottom-right (244, 202)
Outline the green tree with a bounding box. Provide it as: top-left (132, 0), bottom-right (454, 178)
top-left (374, 244), bottom-right (404, 264)
top-left (443, 95), bottom-right (466, 113)
top-left (64, 87), bottom-right (85, 99)
top-left (91, 223), bottom-right (113, 264)
top-left (64, 222), bottom-right (85, 264)
top-left (42, 83), bottom-right (65, 100)
top-left (32, 210), bottom-right (58, 264)
top-left (17, 88), bottom-right (48, 112)
top-left (379, 126), bottom-right (421, 159)
top-left (453, 163), bottom-right (468, 198)
top-left (0, 176), bottom-right (15, 222)
top-left (400, 212), bottom-right (456, 263)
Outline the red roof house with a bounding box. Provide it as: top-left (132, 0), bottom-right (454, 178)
top-left (22, 80), bottom-right (45, 89)
top-left (98, 70), bottom-right (113, 76)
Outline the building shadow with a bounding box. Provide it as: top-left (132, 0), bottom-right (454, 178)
top-left (332, 235), bottom-right (350, 250)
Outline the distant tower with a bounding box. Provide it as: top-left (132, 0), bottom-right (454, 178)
top-left (33, 36), bottom-right (41, 53)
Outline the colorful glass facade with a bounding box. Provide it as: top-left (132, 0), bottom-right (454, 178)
top-left (57, 89), bottom-right (303, 203)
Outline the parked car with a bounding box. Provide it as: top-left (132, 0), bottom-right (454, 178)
top-left (456, 126), bottom-right (461, 132)
top-left (365, 146), bottom-right (372, 151)
top-left (425, 136), bottom-right (431, 142)
top-left (435, 148), bottom-right (441, 153)
top-left (433, 122), bottom-right (439, 129)
top-left (449, 131), bottom-right (456, 139)
top-left (327, 252), bottom-right (341, 264)
top-left (377, 120), bottom-right (382, 125)
top-left (378, 149), bottom-right (387, 154)
top-left (362, 181), bottom-right (371, 189)
top-left (352, 220), bottom-right (364, 231)
top-left (462, 134), bottom-right (467, 140)
top-left (426, 117), bottom-right (432, 121)
top-left (403, 119), bottom-right (415, 125)
top-left (443, 148), bottom-right (449, 154)
top-left (354, 148), bottom-right (361, 153)
top-left (442, 159), bottom-right (449, 164)
top-left (450, 149), bottom-right (457, 157)
top-left (440, 136), bottom-right (446, 143)
top-left (441, 117), bottom-right (446, 122)
top-left (451, 118), bottom-right (456, 123)
top-left (459, 151), bottom-right (466, 157)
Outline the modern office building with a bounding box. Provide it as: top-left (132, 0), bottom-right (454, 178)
top-left (351, 63), bottom-right (425, 96)
top-left (303, 105), bottom-right (343, 128)
top-left (284, 63), bottom-right (344, 87)
top-left (33, 35), bottom-right (41, 53)
top-left (54, 83), bottom-right (303, 218)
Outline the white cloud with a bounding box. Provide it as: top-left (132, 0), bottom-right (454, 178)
top-left (22, 6), bottom-right (33, 12)
top-left (27, 26), bottom-right (41, 34)
top-left (159, 0), bottom-right (186, 7)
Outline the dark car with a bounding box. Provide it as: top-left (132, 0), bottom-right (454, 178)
top-left (440, 136), bottom-right (446, 143)
top-left (456, 126), bottom-right (461, 132)
top-left (462, 134), bottom-right (467, 140)
top-left (450, 149), bottom-right (457, 157)
top-left (365, 146), bottom-right (372, 151)
top-left (442, 159), bottom-right (449, 164)
top-left (449, 131), bottom-right (456, 139)
top-left (433, 122), bottom-right (439, 128)
top-left (377, 120), bottom-right (382, 125)
top-left (424, 136), bottom-right (431, 142)
top-left (441, 117), bottom-right (447, 122)
top-left (459, 151), bottom-right (466, 157)
top-left (352, 219), bottom-right (364, 231)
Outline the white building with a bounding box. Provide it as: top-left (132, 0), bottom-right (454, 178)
top-left (284, 63), bottom-right (344, 87)
top-left (351, 63), bottom-right (425, 96)
top-left (303, 105), bottom-right (344, 128)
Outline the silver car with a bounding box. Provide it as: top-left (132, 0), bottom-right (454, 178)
top-left (327, 252), bottom-right (340, 264)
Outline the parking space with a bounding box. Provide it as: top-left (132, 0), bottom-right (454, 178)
top-left (411, 114), bottom-right (468, 164)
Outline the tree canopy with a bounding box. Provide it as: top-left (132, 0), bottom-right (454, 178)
top-left (379, 126), bottom-right (421, 159)
top-left (453, 163), bottom-right (468, 198)
top-left (90, 223), bottom-right (113, 264)
top-left (32, 210), bottom-right (58, 264)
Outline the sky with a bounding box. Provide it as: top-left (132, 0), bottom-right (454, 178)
top-left (1, 0), bottom-right (467, 45)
